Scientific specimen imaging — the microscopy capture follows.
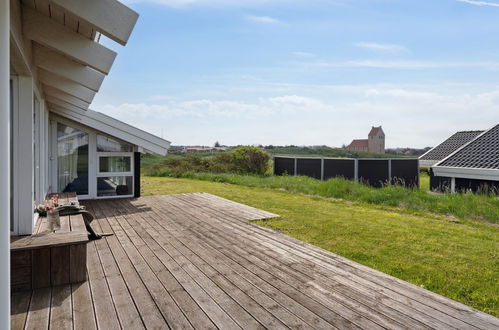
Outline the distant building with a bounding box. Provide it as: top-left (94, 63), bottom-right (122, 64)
top-left (185, 146), bottom-right (227, 153)
top-left (347, 126), bottom-right (385, 154)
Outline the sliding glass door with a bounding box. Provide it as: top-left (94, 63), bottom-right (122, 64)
top-left (57, 123), bottom-right (89, 196)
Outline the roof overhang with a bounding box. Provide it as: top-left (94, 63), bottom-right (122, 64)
top-left (12, 0), bottom-right (139, 110)
top-left (49, 104), bottom-right (171, 155)
top-left (432, 166), bottom-right (499, 181)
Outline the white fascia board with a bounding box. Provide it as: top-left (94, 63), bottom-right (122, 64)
top-left (432, 166), bottom-right (499, 181)
top-left (49, 0), bottom-right (139, 46)
top-left (50, 106), bottom-right (170, 155)
top-left (33, 44), bottom-right (105, 92)
top-left (22, 6), bottom-right (116, 74)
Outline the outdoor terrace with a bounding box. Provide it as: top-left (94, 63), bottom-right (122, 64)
top-left (11, 193), bottom-right (499, 329)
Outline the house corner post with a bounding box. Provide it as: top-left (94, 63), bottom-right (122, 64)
top-left (0, 0), bottom-right (11, 326)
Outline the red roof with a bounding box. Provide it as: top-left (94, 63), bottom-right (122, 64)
top-left (368, 126), bottom-right (383, 137)
top-left (348, 139), bottom-right (368, 148)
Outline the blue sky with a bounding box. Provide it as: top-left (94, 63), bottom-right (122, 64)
top-left (92, 0), bottom-right (499, 148)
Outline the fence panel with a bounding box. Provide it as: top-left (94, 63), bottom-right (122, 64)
top-left (323, 159), bottom-right (355, 180)
top-left (357, 159), bottom-right (390, 188)
top-left (274, 157), bottom-right (295, 176)
top-left (391, 159), bottom-right (419, 188)
top-left (296, 158), bottom-right (322, 180)
top-left (274, 156), bottom-right (419, 189)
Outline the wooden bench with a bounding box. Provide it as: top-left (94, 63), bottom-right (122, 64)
top-left (10, 193), bottom-right (89, 292)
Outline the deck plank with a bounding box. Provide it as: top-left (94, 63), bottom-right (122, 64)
top-left (170, 194), bottom-right (448, 329)
top-left (95, 200), bottom-right (240, 330)
top-left (11, 193), bottom-right (499, 330)
top-left (50, 285), bottom-right (73, 330)
top-left (10, 290), bottom-right (31, 330)
top-left (87, 201), bottom-right (146, 330)
top-left (71, 280), bottom-right (97, 330)
top-left (175, 193), bottom-right (486, 329)
top-left (105, 200), bottom-right (219, 330)
top-left (113, 198), bottom-right (284, 330)
top-left (86, 236), bottom-right (122, 329)
top-left (24, 287), bottom-right (51, 330)
top-left (162, 194), bottom-right (415, 329)
top-left (88, 201), bottom-right (181, 330)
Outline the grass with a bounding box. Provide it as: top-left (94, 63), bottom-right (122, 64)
top-left (142, 176), bottom-right (499, 316)
top-left (147, 171), bottom-right (499, 225)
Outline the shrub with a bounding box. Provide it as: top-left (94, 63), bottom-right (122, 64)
top-left (144, 146), bottom-right (270, 176)
top-left (229, 146), bottom-right (270, 175)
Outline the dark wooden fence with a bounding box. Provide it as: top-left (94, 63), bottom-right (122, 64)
top-left (274, 156), bottom-right (419, 188)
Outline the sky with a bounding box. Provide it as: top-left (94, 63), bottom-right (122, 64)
top-left (92, 0), bottom-right (499, 148)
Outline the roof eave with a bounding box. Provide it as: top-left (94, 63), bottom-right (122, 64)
top-left (49, 104), bottom-right (170, 155)
top-left (432, 166), bottom-right (499, 181)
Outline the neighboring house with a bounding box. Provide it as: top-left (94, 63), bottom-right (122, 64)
top-left (1, 0), bottom-right (170, 322)
top-left (347, 126), bottom-right (385, 154)
top-left (419, 130), bottom-right (484, 168)
top-left (431, 124), bottom-right (499, 193)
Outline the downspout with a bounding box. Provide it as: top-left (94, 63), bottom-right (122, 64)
top-left (0, 0), bottom-right (11, 326)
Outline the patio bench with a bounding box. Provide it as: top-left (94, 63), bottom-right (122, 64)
top-left (10, 193), bottom-right (89, 292)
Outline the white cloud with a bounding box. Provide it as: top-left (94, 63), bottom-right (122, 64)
top-left (355, 42), bottom-right (409, 53)
top-left (295, 60), bottom-right (499, 70)
top-left (122, 0), bottom-right (287, 8)
top-left (292, 51), bottom-right (316, 58)
top-left (94, 86), bottom-right (499, 147)
top-left (245, 15), bottom-right (282, 24)
top-left (456, 0), bottom-right (499, 7)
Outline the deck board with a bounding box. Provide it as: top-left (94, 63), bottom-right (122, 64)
top-left (11, 193), bottom-right (499, 330)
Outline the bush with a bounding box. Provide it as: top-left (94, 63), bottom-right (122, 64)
top-left (144, 146), bottom-right (270, 176)
top-left (230, 146), bottom-right (270, 175)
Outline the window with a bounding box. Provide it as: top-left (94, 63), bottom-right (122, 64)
top-left (99, 156), bottom-right (131, 173)
top-left (52, 120), bottom-right (136, 199)
top-left (97, 176), bottom-right (133, 197)
top-left (96, 135), bottom-right (134, 197)
top-left (57, 123), bottom-right (89, 195)
top-left (97, 135), bottom-right (133, 152)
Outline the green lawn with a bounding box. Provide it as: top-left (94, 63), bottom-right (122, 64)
top-left (142, 176), bottom-right (499, 317)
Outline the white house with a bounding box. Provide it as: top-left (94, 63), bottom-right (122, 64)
top-left (1, 0), bottom-right (170, 325)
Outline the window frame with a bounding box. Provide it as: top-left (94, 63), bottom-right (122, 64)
top-left (96, 152), bottom-right (135, 199)
top-left (50, 115), bottom-right (136, 200)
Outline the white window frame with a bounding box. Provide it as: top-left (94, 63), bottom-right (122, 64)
top-left (50, 115), bottom-right (135, 200)
top-left (10, 76), bottom-right (18, 235)
top-left (96, 151), bottom-right (134, 199)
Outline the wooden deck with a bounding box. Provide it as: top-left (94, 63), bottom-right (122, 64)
top-left (11, 193), bottom-right (499, 330)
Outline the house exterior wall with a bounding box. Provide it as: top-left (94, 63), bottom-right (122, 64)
top-left (7, 0), bottom-right (167, 233)
top-left (10, 2), bottom-right (52, 235)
